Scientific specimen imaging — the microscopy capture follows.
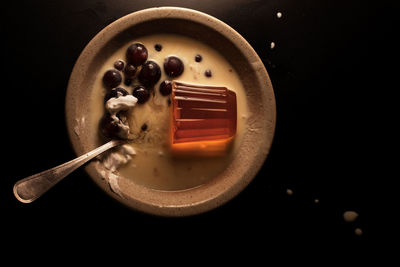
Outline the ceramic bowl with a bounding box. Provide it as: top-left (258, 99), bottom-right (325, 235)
top-left (65, 7), bottom-right (276, 216)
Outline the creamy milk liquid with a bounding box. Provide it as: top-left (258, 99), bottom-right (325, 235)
top-left (89, 34), bottom-right (249, 190)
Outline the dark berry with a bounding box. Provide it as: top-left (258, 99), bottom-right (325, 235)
top-left (124, 78), bottom-right (133, 86)
top-left (164, 56), bottom-right (184, 77)
top-left (126, 43), bottom-right (148, 66)
top-left (124, 64), bottom-right (137, 78)
top-left (141, 123), bottom-right (148, 131)
top-left (104, 87), bottom-right (128, 103)
top-left (138, 61), bottom-right (161, 87)
top-left (132, 85), bottom-right (150, 104)
top-left (205, 69), bottom-right (212, 77)
top-left (114, 60), bottom-right (125, 71)
top-left (195, 54), bottom-right (202, 62)
top-left (154, 44), bottom-right (162, 51)
top-left (103, 69), bottom-right (122, 89)
top-left (159, 80), bottom-right (172, 96)
top-left (99, 114), bottom-right (121, 138)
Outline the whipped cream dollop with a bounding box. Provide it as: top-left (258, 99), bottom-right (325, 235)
top-left (103, 144), bottom-right (136, 172)
top-left (97, 94), bottom-right (138, 196)
top-left (106, 94), bottom-right (138, 115)
top-left (97, 144), bottom-right (136, 197)
top-left (105, 94), bottom-right (138, 139)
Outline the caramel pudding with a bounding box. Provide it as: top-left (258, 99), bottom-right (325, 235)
top-left (89, 34), bottom-right (249, 191)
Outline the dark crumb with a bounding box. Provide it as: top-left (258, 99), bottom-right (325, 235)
top-left (141, 123), bottom-right (148, 131)
top-left (205, 69), bottom-right (212, 77)
top-left (167, 98), bottom-right (171, 106)
top-left (195, 54), bottom-right (202, 62)
top-left (228, 68), bottom-right (232, 72)
top-left (124, 78), bottom-right (132, 86)
top-left (153, 167), bottom-right (160, 177)
top-left (154, 44), bottom-right (162, 51)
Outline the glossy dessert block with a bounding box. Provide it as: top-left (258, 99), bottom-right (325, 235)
top-left (171, 81), bottom-right (237, 155)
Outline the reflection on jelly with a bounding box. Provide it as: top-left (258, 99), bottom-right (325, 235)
top-left (171, 81), bottom-right (237, 155)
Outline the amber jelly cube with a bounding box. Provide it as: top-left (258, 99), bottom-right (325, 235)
top-left (171, 81), bottom-right (237, 155)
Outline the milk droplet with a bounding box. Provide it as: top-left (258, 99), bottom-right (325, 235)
top-left (343, 211), bottom-right (359, 222)
top-left (286, 188), bottom-right (293, 195)
top-left (276, 12), bottom-right (283, 18)
top-left (270, 42), bottom-right (276, 49)
top-left (314, 198), bottom-right (319, 204)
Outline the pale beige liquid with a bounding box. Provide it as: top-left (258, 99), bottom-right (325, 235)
top-left (89, 34), bottom-right (249, 190)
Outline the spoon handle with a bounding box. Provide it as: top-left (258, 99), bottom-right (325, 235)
top-left (13, 139), bottom-right (122, 203)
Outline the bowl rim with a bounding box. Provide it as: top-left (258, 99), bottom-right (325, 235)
top-left (65, 6), bottom-right (276, 216)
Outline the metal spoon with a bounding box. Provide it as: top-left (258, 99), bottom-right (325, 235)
top-left (13, 139), bottom-right (123, 203)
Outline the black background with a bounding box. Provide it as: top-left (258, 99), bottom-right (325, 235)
top-left (1, 0), bottom-right (384, 256)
